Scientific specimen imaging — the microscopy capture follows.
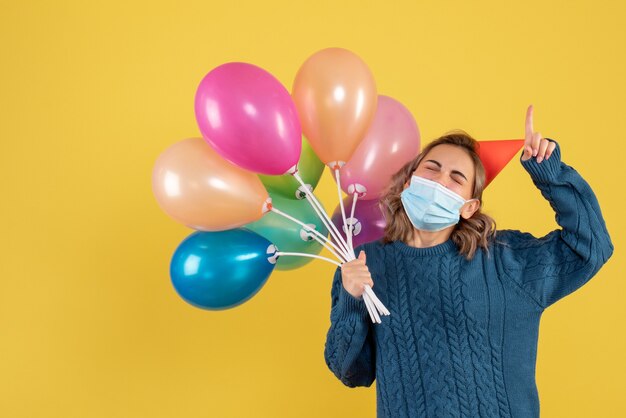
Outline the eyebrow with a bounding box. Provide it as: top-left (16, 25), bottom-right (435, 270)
top-left (424, 159), bottom-right (468, 181)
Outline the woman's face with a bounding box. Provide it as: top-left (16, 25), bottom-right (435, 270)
top-left (409, 144), bottom-right (476, 200)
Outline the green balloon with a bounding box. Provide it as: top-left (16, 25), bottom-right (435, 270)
top-left (245, 193), bottom-right (329, 270)
top-left (259, 136), bottom-right (325, 200)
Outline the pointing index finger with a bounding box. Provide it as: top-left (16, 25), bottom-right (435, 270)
top-left (525, 105), bottom-right (534, 145)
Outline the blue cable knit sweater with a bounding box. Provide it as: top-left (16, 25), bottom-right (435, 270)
top-left (324, 142), bottom-right (613, 418)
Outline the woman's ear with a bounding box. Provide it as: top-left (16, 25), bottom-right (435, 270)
top-left (460, 199), bottom-right (480, 220)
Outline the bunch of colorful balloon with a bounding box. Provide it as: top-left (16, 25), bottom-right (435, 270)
top-left (152, 48), bottom-right (421, 322)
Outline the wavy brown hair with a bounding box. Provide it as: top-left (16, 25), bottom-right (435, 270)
top-left (379, 130), bottom-right (496, 259)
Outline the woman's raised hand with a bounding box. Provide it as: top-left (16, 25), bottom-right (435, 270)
top-left (341, 250), bottom-right (374, 299)
top-left (522, 105), bottom-right (556, 164)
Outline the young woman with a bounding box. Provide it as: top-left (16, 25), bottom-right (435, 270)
top-left (324, 106), bottom-right (613, 418)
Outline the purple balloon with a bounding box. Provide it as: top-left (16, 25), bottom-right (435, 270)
top-left (331, 195), bottom-right (387, 248)
top-left (195, 63), bottom-right (302, 175)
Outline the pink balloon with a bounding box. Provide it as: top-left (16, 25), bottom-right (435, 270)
top-left (335, 96), bottom-right (420, 200)
top-left (195, 63), bottom-right (302, 175)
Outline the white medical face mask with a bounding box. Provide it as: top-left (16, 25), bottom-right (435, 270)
top-left (400, 176), bottom-right (477, 232)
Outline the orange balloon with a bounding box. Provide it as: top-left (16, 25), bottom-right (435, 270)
top-left (292, 48), bottom-right (377, 166)
top-left (152, 138), bottom-right (269, 231)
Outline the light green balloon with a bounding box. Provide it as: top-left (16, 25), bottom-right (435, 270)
top-left (258, 136), bottom-right (325, 200)
top-left (245, 193), bottom-right (329, 270)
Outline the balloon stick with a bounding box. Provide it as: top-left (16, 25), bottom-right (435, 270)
top-left (291, 170), bottom-right (390, 323)
top-left (270, 206), bottom-right (349, 263)
top-left (275, 252), bottom-right (342, 267)
top-left (363, 293), bottom-right (381, 323)
top-left (292, 172), bottom-right (353, 258)
top-left (334, 169), bottom-right (352, 253)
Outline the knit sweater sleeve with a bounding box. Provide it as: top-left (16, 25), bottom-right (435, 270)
top-left (494, 140), bottom-right (614, 309)
top-left (324, 264), bottom-right (376, 387)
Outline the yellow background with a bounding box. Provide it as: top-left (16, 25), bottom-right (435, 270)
top-left (1, 1), bottom-right (624, 417)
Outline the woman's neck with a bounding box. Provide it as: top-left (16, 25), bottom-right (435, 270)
top-left (409, 227), bottom-right (454, 248)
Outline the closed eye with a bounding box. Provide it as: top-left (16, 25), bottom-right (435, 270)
top-left (451, 170), bottom-right (468, 183)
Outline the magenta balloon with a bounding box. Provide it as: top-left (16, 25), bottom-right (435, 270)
top-left (331, 196), bottom-right (387, 248)
top-left (195, 62), bottom-right (302, 175)
top-left (336, 95), bottom-right (420, 200)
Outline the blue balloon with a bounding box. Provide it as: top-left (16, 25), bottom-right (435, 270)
top-left (170, 229), bottom-right (276, 310)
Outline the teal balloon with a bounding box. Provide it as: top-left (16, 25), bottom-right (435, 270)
top-left (246, 193), bottom-right (328, 270)
top-left (170, 229), bottom-right (275, 310)
top-left (258, 136), bottom-right (324, 199)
